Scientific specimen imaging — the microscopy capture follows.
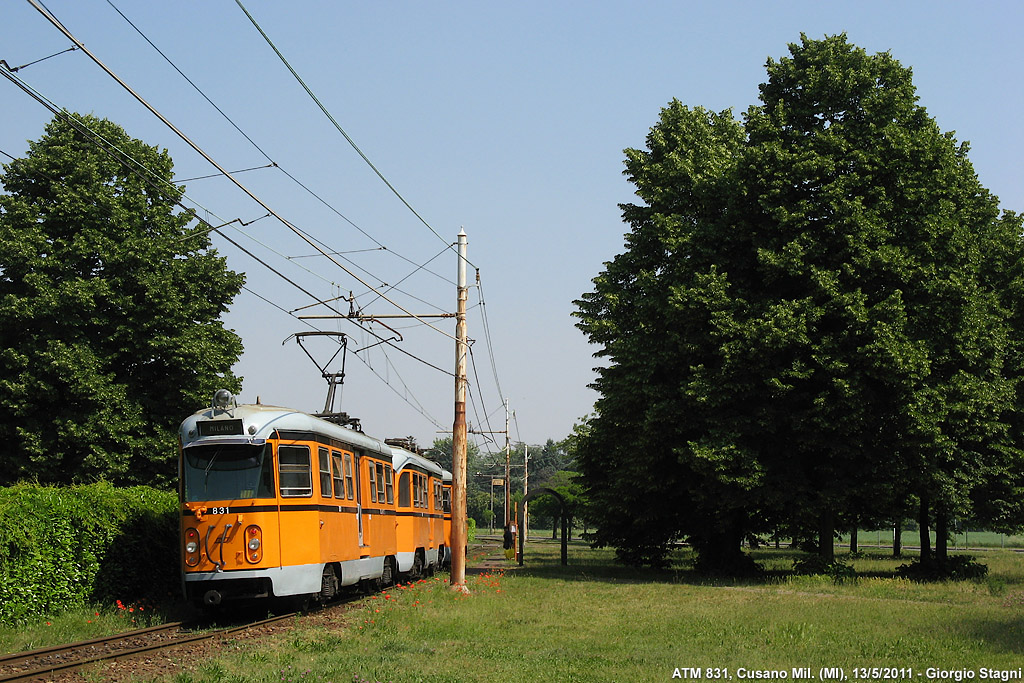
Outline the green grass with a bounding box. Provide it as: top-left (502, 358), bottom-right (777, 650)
top-left (163, 541), bottom-right (1024, 683)
top-left (0, 596), bottom-right (178, 655)
top-left (4, 541), bottom-right (1024, 682)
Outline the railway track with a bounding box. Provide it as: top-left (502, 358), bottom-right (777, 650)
top-left (0, 613), bottom-right (297, 682)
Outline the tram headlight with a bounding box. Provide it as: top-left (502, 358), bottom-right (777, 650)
top-left (212, 389), bottom-right (235, 410)
top-left (184, 527), bottom-right (201, 567)
top-left (245, 525), bottom-right (263, 564)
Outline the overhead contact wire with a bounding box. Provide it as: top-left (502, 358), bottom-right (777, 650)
top-left (232, 0), bottom-right (476, 269)
top-left (28, 0), bottom-right (459, 344)
top-left (2, 66), bottom-right (341, 297)
top-left (2, 64), bottom-right (454, 384)
top-left (103, 0), bottom-right (407, 264)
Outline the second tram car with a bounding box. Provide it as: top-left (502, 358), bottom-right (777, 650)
top-left (178, 391), bottom-right (451, 608)
top-left (391, 443), bottom-right (449, 576)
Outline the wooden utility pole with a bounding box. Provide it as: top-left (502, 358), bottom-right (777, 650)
top-left (504, 399), bottom-right (511, 527)
top-left (450, 229), bottom-right (469, 592)
top-left (521, 442), bottom-right (528, 562)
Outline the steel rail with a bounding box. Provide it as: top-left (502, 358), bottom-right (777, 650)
top-left (0, 614), bottom-right (296, 682)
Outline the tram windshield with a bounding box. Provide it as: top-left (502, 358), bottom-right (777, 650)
top-left (182, 443), bottom-right (274, 502)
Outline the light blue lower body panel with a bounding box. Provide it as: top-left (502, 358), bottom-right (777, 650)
top-left (186, 555), bottom-right (389, 598)
top-left (338, 556), bottom-right (385, 586)
top-left (396, 548), bottom-right (439, 573)
top-left (185, 564), bottom-right (321, 597)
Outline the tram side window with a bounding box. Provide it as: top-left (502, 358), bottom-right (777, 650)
top-left (433, 481), bottom-right (443, 510)
top-left (368, 462), bottom-right (378, 503)
top-left (332, 452), bottom-right (345, 499)
top-left (442, 487), bottom-right (451, 513)
top-left (385, 465), bottom-right (394, 504)
top-left (318, 448), bottom-right (331, 498)
top-left (414, 473), bottom-right (430, 509)
top-left (374, 462), bottom-right (387, 503)
top-left (344, 453), bottom-right (354, 500)
top-left (279, 445), bottom-right (312, 497)
top-left (399, 472), bottom-right (411, 508)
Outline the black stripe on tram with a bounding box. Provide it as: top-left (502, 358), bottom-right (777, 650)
top-left (181, 504), bottom-right (445, 517)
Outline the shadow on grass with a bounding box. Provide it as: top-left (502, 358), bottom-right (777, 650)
top-left (514, 537), bottom-right (766, 586)
top-left (513, 537), bottom-right (1024, 589)
top-left (958, 613), bottom-right (1024, 654)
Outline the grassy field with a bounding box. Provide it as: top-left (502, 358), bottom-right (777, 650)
top-left (3, 539), bottom-right (1024, 682)
top-left (839, 529), bottom-right (1024, 550)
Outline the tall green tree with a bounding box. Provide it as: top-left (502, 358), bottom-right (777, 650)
top-left (742, 34), bottom-right (1024, 565)
top-left (0, 113), bottom-right (244, 488)
top-left (575, 34), bottom-right (1024, 570)
top-left (575, 103), bottom-right (762, 569)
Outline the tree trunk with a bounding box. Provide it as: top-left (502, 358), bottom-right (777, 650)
top-left (935, 508), bottom-right (948, 564)
top-left (552, 514), bottom-right (558, 540)
top-left (692, 522), bottom-right (748, 574)
top-left (918, 496), bottom-right (932, 567)
top-left (893, 519), bottom-right (902, 558)
top-left (729, 513), bottom-right (744, 553)
top-left (819, 508), bottom-right (835, 563)
top-left (850, 527), bottom-right (858, 554)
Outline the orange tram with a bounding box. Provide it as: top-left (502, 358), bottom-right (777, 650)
top-left (178, 391), bottom-right (451, 608)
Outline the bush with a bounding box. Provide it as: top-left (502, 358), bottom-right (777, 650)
top-left (0, 482), bottom-right (178, 625)
top-left (896, 554), bottom-right (989, 581)
top-left (792, 555), bottom-right (857, 584)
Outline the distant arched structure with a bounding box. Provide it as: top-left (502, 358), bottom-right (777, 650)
top-left (518, 487), bottom-right (568, 566)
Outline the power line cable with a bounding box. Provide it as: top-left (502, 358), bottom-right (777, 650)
top-left (4, 76), bottom-right (450, 432)
top-left (103, 0), bottom-right (452, 288)
top-left (211, 224), bottom-right (452, 377)
top-left (2, 65), bottom-right (456, 384)
top-left (476, 275), bottom-right (506, 402)
top-left (0, 45), bottom-right (77, 72)
top-left (15, 3), bottom-right (474, 437)
top-left (511, 409), bottom-right (523, 446)
top-left (232, 0), bottom-right (477, 269)
top-left (285, 224), bottom-right (451, 315)
top-left (361, 243), bottom-right (452, 311)
top-left (176, 163), bottom-right (275, 182)
top-left (3, 65), bottom-right (346, 299)
top-left (467, 344), bottom-right (496, 436)
top-left (366, 343), bottom-right (444, 430)
top-left (28, 0), bottom-right (461, 344)
top-left (241, 283), bottom-right (445, 429)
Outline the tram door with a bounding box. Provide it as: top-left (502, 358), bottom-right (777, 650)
top-left (353, 451), bottom-right (365, 547)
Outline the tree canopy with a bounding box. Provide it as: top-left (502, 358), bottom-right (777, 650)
top-left (0, 113), bottom-right (244, 488)
top-left (574, 34), bottom-right (1024, 570)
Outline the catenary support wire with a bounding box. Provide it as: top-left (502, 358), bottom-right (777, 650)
top-left (27, 0), bottom-right (461, 344)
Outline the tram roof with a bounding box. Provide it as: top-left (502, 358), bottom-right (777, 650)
top-left (179, 402), bottom-right (390, 456)
top-left (390, 446), bottom-right (445, 477)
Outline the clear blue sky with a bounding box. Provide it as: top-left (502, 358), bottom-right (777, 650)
top-left (3, 1), bottom-right (1022, 456)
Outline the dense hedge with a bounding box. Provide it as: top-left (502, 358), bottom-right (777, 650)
top-left (0, 482), bottom-right (179, 625)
